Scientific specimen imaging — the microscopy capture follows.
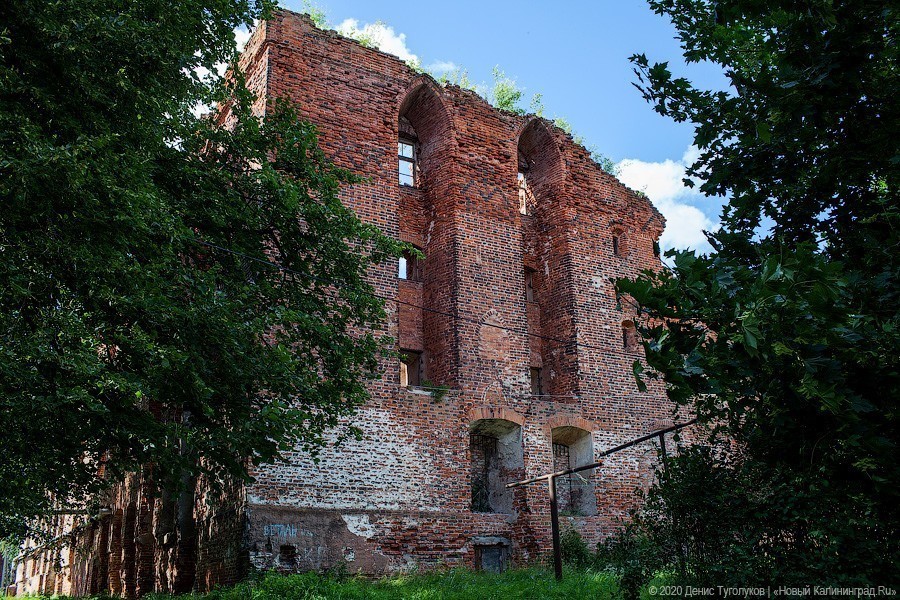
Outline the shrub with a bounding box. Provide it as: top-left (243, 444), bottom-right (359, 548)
top-left (559, 528), bottom-right (595, 569)
top-left (601, 445), bottom-right (898, 596)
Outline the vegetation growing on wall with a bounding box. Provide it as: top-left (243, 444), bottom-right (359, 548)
top-left (302, 3), bottom-right (619, 176)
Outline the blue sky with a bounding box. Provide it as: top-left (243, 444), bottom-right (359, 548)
top-left (270, 0), bottom-right (730, 253)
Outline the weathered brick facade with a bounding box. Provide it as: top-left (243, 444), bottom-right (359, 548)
top-left (239, 9), bottom-right (682, 576)
top-left (15, 9), bottom-right (687, 595)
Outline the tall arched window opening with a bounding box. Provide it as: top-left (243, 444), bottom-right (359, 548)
top-left (396, 80), bottom-right (457, 389)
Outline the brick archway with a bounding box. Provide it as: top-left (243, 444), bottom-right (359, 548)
top-left (543, 415), bottom-right (596, 437)
top-left (467, 406), bottom-right (526, 428)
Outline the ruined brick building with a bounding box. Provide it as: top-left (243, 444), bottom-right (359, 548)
top-left (15, 9), bottom-right (685, 596)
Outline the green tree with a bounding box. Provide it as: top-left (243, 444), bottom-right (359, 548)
top-left (614, 0), bottom-right (899, 588)
top-left (490, 66), bottom-right (526, 114)
top-left (0, 0), bottom-right (403, 540)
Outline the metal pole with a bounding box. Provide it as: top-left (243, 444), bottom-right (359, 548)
top-left (501, 418), bottom-right (699, 583)
top-left (659, 432), bottom-right (668, 471)
top-left (548, 475), bottom-right (562, 581)
top-left (507, 418), bottom-right (697, 489)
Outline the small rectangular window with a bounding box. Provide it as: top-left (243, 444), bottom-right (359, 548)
top-left (525, 268), bottom-right (536, 302)
top-left (398, 139), bottom-right (416, 187)
top-left (530, 367), bottom-right (543, 396)
top-left (612, 235), bottom-right (620, 257)
top-left (398, 250), bottom-right (422, 281)
top-left (400, 350), bottom-right (422, 387)
top-left (398, 141), bottom-right (415, 160)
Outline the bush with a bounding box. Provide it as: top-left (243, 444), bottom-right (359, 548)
top-left (559, 528), bottom-right (595, 569)
top-left (600, 445), bottom-right (899, 597)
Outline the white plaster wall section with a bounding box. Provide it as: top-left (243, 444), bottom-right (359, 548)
top-left (425, 218), bottom-right (435, 246)
top-left (341, 514), bottom-right (377, 540)
top-left (400, 516), bottom-right (420, 528)
top-left (502, 370), bottom-right (530, 394)
top-left (388, 554), bottom-right (422, 574)
top-left (248, 407), bottom-right (438, 510)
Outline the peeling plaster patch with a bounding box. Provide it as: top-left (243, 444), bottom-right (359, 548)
top-left (591, 275), bottom-right (604, 289)
top-left (341, 514), bottom-right (376, 540)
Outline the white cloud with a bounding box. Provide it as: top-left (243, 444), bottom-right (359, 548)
top-left (426, 60), bottom-right (458, 74)
top-left (235, 27), bottom-right (252, 53)
top-left (189, 27), bottom-right (256, 118)
top-left (192, 26), bottom-right (254, 84)
top-left (616, 146), bottom-right (719, 253)
top-left (336, 18), bottom-right (418, 63)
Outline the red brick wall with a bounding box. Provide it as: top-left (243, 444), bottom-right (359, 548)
top-left (243, 9), bottom-right (691, 575)
top-left (15, 470), bottom-right (245, 598)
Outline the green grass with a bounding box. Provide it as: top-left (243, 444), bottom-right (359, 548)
top-left (199, 569), bottom-right (620, 600)
top-left (35, 568), bottom-right (622, 600)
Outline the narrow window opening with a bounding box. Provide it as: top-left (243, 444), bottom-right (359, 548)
top-left (653, 240), bottom-right (661, 258)
top-left (517, 171), bottom-right (529, 215)
top-left (400, 350), bottom-right (422, 387)
top-left (398, 249), bottom-right (422, 282)
top-left (530, 367), bottom-right (543, 396)
top-left (398, 136), bottom-right (417, 187)
top-left (622, 320), bottom-right (639, 352)
top-left (553, 442), bottom-right (574, 512)
top-left (524, 268), bottom-right (536, 302)
top-left (612, 235), bottom-right (620, 257)
top-left (470, 434), bottom-right (497, 513)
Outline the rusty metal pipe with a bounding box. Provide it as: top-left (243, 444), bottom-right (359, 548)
top-left (506, 418), bottom-right (697, 489)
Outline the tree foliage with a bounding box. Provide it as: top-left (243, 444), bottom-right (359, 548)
top-left (489, 66), bottom-right (526, 115)
top-left (0, 0), bottom-right (403, 540)
top-left (613, 0), bottom-right (899, 588)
